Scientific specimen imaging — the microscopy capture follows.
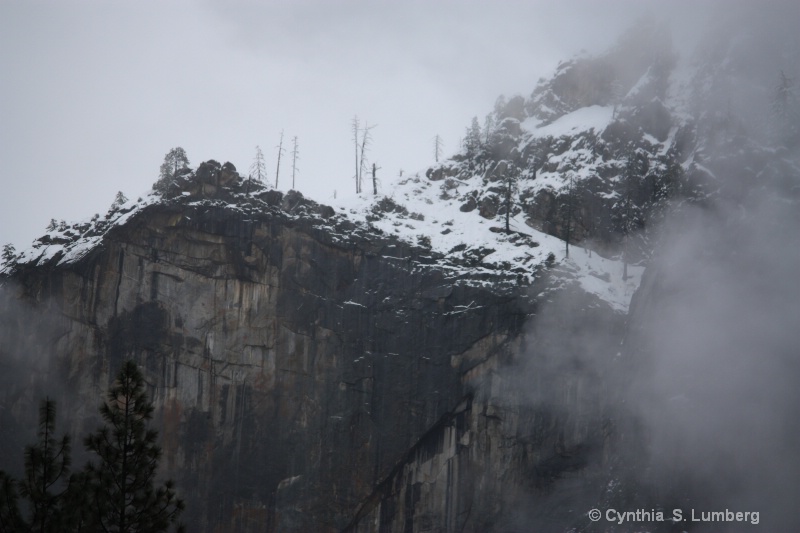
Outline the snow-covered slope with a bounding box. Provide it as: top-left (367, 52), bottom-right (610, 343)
top-left (9, 14), bottom-right (797, 318)
top-left (3, 159), bottom-right (643, 314)
top-left (6, 193), bottom-right (160, 270)
top-left (332, 173), bottom-right (642, 313)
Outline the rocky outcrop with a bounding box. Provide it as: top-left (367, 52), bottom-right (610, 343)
top-left (344, 286), bottom-right (627, 533)
top-left (1, 186), bottom-right (557, 532)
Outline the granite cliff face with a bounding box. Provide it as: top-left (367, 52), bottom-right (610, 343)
top-left (0, 171), bottom-right (558, 531)
top-left (1, 162), bottom-right (633, 532)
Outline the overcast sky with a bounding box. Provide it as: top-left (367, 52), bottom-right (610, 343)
top-left (0, 1), bottom-right (659, 250)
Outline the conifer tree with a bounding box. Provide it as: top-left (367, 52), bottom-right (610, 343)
top-left (249, 145), bottom-right (267, 184)
top-left (0, 471), bottom-right (24, 531)
top-left (0, 398), bottom-right (74, 532)
top-left (562, 173), bottom-right (575, 258)
top-left (155, 148), bottom-right (190, 193)
top-left (22, 399), bottom-right (73, 532)
top-left (83, 361), bottom-right (184, 533)
top-left (501, 162), bottom-right (519, 234)
top-left (113, 191), bottom-right (128, 209)
top-left (613, 151), bottom-right (646, 279)
top-left (248, 145), bottom-right (267, 194)
top-left (483, 114), bottom-right (495, 145)
top-left (463, 117), bottom-right (482, 157)
top-left (2, 244), bottom-right (16, 265)
top-left (463, 117), bottom-right (484, 171)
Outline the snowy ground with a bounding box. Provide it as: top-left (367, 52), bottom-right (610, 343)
top-left (5, 191), bottom-right (160, 270)
top-left (332, 171), bottom-right (642, 313)
top-left (5, 164), bottom-right (643, 314)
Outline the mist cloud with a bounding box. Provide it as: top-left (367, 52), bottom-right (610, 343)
top-left (625, 187), bottom-right (800, 530)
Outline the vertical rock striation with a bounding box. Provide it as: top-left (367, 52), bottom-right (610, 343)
top-left (2, 192), bottom-right (557, 532)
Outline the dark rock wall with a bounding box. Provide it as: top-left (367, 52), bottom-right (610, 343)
top-left (344, 287), bottom-right (628, 533)
top-left (1, 203), bottom-right (536, 532)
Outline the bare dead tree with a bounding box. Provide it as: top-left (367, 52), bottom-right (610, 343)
top-left (372, 162), bottom-right (381, 195)
top-left (291, 136), bottom-right (300, 189)
top-left (503, 163), bottom-right (518, 234)
top-left (433, 134), bottom-right (443, 162)
top-left (275, 130), bottom-right (285, 189)
top-left (564, 172), bottom-right (574, 258)
top-left (352, 116), bottom-right (360, 193)
top-left (359, 122), bottom-right (376, 193)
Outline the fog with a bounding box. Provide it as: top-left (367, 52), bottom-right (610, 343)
top-left (491, 2), bottom-right (800, 529)
top-left (0, 281), bottom-right (75, 476)
top-left (625, 191), bottom-right (800, 531)
top-left (501, 149), bottom-right (800, 532)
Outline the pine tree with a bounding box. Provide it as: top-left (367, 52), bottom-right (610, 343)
top-left (249, 146), bottom-right (267, 184)
top-left (463, 117), bottom-right (482, 157)
top-left (83, 361), bottom-right (184, 533)
top-left (613, 152), bottom-right (646, 279)
top-left (113, 191), bottom-right (128, 208)
top-left (155, 148), bottom-right (190, 193)
top-left (21, 399), bottom-right (73, 532)
top-left (0, 471), bottom-right (24, 531)
top-left (2, 243), bottom-right (16, 265)
top-left (247, 145), bottom-right (267, 195)
top-left (562, 173), bottom-right (576, 258)
top-left (463, 116), bottom-right (484, 171)
top-left (501, 163), bottom-right (519, 234)
top-left (0, 398), bottom-right (75, 532)
top-left (483, 114), bottom-right (495, 145)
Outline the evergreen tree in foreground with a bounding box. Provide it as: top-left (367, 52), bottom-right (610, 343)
top-left (0, 467), bottom-right (25, 531)
top-left (0, 364), bottom-right (183, 532)
top-left (0, 399), bottom-right (74, 532)
top-left (84, 361), bottom-right (184, 533)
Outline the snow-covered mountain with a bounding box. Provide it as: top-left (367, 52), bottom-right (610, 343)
top-left (2, 11), bottom-right (800, 532)
top-left (6, 14), bottom-right (799, 317)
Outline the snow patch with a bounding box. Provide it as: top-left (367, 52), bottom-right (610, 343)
top-left (522, 105), bottom-right (614, 138)
top-left (331, 167), bottom-right (642, 313)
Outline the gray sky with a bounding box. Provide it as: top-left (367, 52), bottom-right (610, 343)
top-left (0, 0), bottom-right (653, 250)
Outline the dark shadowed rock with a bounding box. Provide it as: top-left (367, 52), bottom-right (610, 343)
top-left (3, 196), bottom-right (579, 532)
